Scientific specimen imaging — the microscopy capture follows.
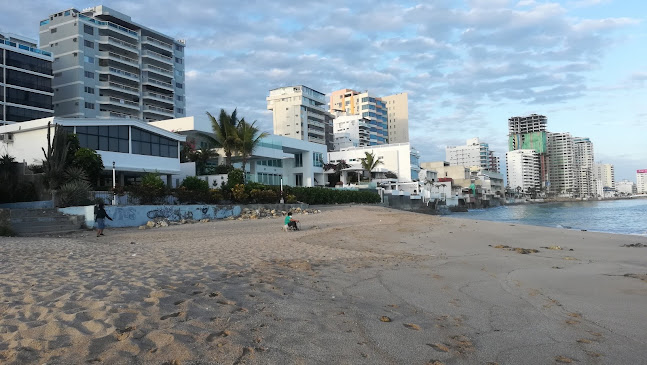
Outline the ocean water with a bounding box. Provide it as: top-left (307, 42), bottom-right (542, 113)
top-left (453, 198), bottom-right (647, 236)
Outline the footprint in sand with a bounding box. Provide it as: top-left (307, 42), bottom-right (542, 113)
top-left (403, 323), bottom-right (421, 330)
top-left (428, 343), bottom-right (449, 352)
top-left (160, 312), bottom-right (183, 320)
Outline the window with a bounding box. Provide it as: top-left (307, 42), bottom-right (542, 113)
top-left (176, 95), bottom-right (183, 101)
top-left (84, 24), bottom-right (94, 35)
top-left (176, 108), bottom-right (184, 114)
top-left (175, 82), bottom-right (183, 89)
top-left (175, 70), bottom-right (184, 77)
top-left (5, 106), bottom-right (52, 123)
top-left (76, 125), bottom-right (129, 153)
top-left (175, 44), bottom-right (184, 52)
top-left (313, 152), bottom-right (324, 167)
top-left (50, 28), bottom-right (57, 33)
top-left (131, 127), bottom-right (177, 158)
top-left (175, 57), bottom-right (183, 64)
top-left (5, 69), bottom-right (53, 92)
top-left (84, 102), bottom-right (95, 110)
top-left (84, 56), bottom-right (94, 64)
top-left (84, 40), bottom-right (94, 48)
top-left (84, 71), bottom-right (94, 79)
top-left (84, 86), bottom-right (95, 94)
top-left (5, 51), bottom-right (53, 75)
top-left (294, 153), bottom-right (303, 168)
top-left (5, 88), bottom-right (52, 109)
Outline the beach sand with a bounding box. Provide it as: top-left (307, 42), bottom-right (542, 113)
top-left (0, 205), bottom-right (646, 364)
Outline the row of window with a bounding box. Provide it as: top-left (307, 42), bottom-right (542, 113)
top-left (3, 105), bottom-right (52, 122)
top-left (257, 159), bottom-right (283, 168)
top-left (256, 173), bottom-right (282, 186)
top-left (4, 69), bottom-right (53, 93)
top-left (3, 87), bottom-right (52, 109)
top-left (3, 51), bottom-right (52, 75)
top-left (71, 125), bottom-right (178, 158)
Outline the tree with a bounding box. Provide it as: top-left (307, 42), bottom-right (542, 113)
top-left (73, 148), bottom-right (104, 186)
top-left (42, 123), bottom-right (71, 190)
top-left (233, 119), bottom-right (269, 183)
top-left (360, 151), bottom-right (384, 182)
top-left (324, 160), bottom-right (350, 187)
top-left (207, 109), bottom-right (240, 166)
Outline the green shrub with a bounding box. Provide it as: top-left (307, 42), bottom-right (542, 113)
top-left (289, 187), bottom-right (380, 205)
top-left (250, 189), bottom-right (278, 204)
top-left (130, 173), bottom-right (168, 204)
top-left (204, 165), bottom-right (233, 175)
top-left (57, 180), bottom-right (92, 207)
top-left (181, 176), bottom-right (209, 191)
top-left (231, 184), bottom-right (248, 203)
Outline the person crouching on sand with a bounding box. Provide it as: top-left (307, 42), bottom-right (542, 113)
top-left (94, 202), bottom-right (113, 237)
top-left (285, 211), bottom-right (299, 230)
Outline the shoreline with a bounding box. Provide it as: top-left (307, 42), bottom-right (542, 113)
top-left (1, 205), bottom-right (646, 364)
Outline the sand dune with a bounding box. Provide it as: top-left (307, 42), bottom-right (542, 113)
top-left (1, 205), bottom-right (646, 364)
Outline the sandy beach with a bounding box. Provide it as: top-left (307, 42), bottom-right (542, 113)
top-left (1, 205), bottom-right (646, 364)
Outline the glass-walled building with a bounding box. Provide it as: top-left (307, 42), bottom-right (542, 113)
top-left (0, 32), bottom-right (54, 125)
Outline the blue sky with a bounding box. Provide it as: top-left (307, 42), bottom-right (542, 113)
top-left (3, 0), bottom-right (645, 181)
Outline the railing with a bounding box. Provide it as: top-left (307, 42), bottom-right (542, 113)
top-left (144, 64), bottom-right (173, 75)
top-left (78, 14), bottom-right (138, 37)
top-left (144, 77), bottom-right (172, 88)
top-left (103, 97), bottom-right (139, 107)
top-left (142, 36), bottom-right (172, 49)
top-left (107, 67), bottom-right (140, 79)
top-left (0, 39), bottom-right (52, 57)
top-left (98, 109), bottom-right (136, 119)
top-left (144, 91), bottom-right (173, 101)
top-left (144, 104), bottom-right (174, 114)
top-left (99, 81), bottom-right (139, 93)
top-left (142, 49), bottom-right (172, 62)
top-left (101, 36), bottom-right (138, 50)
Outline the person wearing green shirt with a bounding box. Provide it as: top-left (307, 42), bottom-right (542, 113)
top-left (285, 212), bottom-right (299, 230)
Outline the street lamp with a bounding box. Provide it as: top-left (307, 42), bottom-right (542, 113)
top-left (112, 161), bottom-right (117, 206)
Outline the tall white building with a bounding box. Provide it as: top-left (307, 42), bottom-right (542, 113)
top-left (506, 149), bottom-right (540, 192)
top-left (381, 93), bottom-right (409, 144)
top-left (39, 6), bottom-right (186, 122)
top-left (574, 137), bottom-right (596, 197)
top-left (267, 85), bottom-right (333, 150)
top-left (446, 137), bottom-right (499, 172)
top-left (332, 114), bottom-right (370, 150)
top-left (328, 143), bottom-right (421, 182)
top-left (616, 180), bottom-right (635, 195)
top-left (547, 132), bottom-right (577, 196)
top-left (637, 169), bottom-right (647, 194)
top-left (595, 163), bottom-right (615, 189)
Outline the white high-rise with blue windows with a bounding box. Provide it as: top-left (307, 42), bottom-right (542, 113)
top-left (38, 6), bottom-right (186, 122)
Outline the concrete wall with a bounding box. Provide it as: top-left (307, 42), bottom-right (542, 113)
top-left (0, 200), bottom-right (54, 209)
top-left (59, 203), bottom-right (308, 228)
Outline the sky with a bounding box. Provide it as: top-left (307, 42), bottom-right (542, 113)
top-left (2, 0), bottom-right (645, 181)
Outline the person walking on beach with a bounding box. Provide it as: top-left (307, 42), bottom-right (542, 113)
top-left (94, 202), bottom-right (113, 237)
top-left (285, 211), bottom-right (299, 230)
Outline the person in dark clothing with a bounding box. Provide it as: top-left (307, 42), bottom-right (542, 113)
top-left (94, 202), bottom-right (113, 237)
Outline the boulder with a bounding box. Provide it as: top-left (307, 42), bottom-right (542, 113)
top-left (138, 225), bottom-right (148, 230)
top-left (146, 221), bottom-right (155, 228)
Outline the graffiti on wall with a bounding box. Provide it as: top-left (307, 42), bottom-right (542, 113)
top-left (112, 207), bottom-right (136, 221)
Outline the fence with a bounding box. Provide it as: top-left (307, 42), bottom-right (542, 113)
top-left (90, 191), bottom-right (177, 206)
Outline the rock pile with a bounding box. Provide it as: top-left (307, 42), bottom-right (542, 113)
top-left (138, 207), bottom-right (322, 229)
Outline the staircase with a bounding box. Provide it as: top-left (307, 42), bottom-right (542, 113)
top-left (9, 209), bottom-right (86, 236)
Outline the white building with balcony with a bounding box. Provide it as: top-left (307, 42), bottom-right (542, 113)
top-left (328, 143), bottom-right (421, 183)
top-left (446, 137), bottom-right (499, 172)
top-left (637, 169), bottom-right (647, 194)
top-left (332, 113), bottom-right (370, 150)
top-left (506, 149), bottom-right (540, 192)
top-left (39, 6), bottom-right (186, 122)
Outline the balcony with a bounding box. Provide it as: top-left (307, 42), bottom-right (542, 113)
top-left (98, 109), bottom-right (137, 119)
top-left (143, 91), bottom-right (174, 105)
top-left (99, 66), bottom-right (140, 82)
top-left (98, 81), bottom-right (139, 96)
top-left (99, 36), bottom-right (139, 53)
top-left (142, 77), bottom-right (173, 91)
top-left (142, 64), bottom-right (173, 77)
top-left (97, 51), bottom-right (139, 68)
top-left (144, 104), bottom-right (174, 117)
top-left (142, 49), bottom-right (173, 65)
top-left (79, 14), bottom-right (139, 40)
top-left (98, 96), bottom-right (140, 111)
top-left (142, 36), bottom-right (173, 51)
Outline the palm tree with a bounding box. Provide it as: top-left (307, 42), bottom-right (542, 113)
top-left (233, 119), bottom-right (269, 183)
top-left (206, 109), bottom-right (240, 166)
top-left (360, 151), bottom-right (383, 182)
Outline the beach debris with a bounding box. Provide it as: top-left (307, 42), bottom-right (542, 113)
top-left (541, 245), bottom-right (563, 250)
top-left (552, 266), bottom-right (562, 269)
top-left (403, 323), bottom-right (421, 330)
top-left (428, 343), bottom-right (449, 352)
top-left (427, 361), bottom-right (445, 365)
top-left (621, 243), bottom-right (646, 248)
top-left (624, 273), bottom-right (647, 282)
top-left (449, 335), bottom-right (474, 354)
top-left (138, 225), bottom-right (147, 230)
top-left (555, 355), bottom-right (575, 363)
top-left (130, 241), bottom-right (136, 244)
top-left (577, 338), bottom-right (592, 343)
top-left (131, 254), bottom-right (136, 257)
top-left (490, 245), bottom-right (539, 254)
top-left (563, 257), bottom-right (577, 260)
top-left (565, 319), bottom-right (580, 325)
top-left (379, 316), bottom-right (392, 322)
top-left (160, 311), bottom-right (183, 320)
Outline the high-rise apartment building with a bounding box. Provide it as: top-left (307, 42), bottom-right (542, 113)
top-left (616, 180), bottom-right (636, 195)
top-left (39, 6), bottom-right (186, 122)
top-left (637, 169), bottom-right (647, 194)
top-left (547, 132), bottom-right (577, 195)
top-left (595, 163), bottom-right (615, 189)
top-left (1, 32), bottom-right (54, 124)
top-left (505, 149), bottom-right (540, 191)
top-left (508, 114), bottom-right (548, 188)
top-left (332, 113), bottom-right (370, 150)
top-left (574, 137), bottom-right (596, 197)
top-left (329, 88), bottom-right (406, 144)
top-left (446, 137), bottom-right (499, 172)
top-left (267, 85), bottom-right (334, 150)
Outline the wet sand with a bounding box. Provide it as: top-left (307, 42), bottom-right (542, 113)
top-left (1, 205), bottom-right (646, 364)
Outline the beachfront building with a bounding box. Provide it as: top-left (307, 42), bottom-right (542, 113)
top-left (637, 169), bottom-right (647, 194)
top-left (332, 113), bottom-right (370, 150)
top-left (152, 116), bottom-right (327, 188)
top-left (267, 85), bottom-right (334, 151)
top-left (328, 143), bottom-right (421, 183)
top-left (420, 161), bottom-right (470, 186)
top-left (329, 88), bottom-right (407, 144)
top-left (574, 137), bottom-right (596, 197)
top-left (39, 6), bottom-right (186, 122)
top-left (547, 132), bottom-right (577, 196)
top-left (616, 180), bottom-right (636, 195)
top-left (0, 116), bottom-right (185, 185)
top-left (508, 114), bottom-right (548, 188)
top-left (595, 163), bottom-right (615, 190)
top-left (0, 32), bottom-right (54, 125)
top-left (446, 137), bottom-right (499, 172)
top-left (506, 149), bottom-right (540, 192)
